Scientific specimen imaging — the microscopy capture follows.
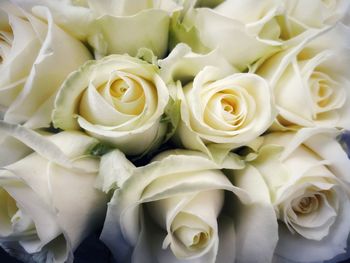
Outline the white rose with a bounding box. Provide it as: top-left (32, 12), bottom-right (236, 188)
top-left (170, 0), bottom-right (284, 70)
top-left (0, 122), bottom-right (107, 263)
top-left (257, 23), bottom-right (350, 130)
top-left (160, 44), bottom-right (274, 161)
top-left (52, 54), bottom-right (170, 156)
top-left (243, 128), bottom-right (350, 262)
top-left (283, 0), bottom-right (350, 38)
top-left (0, 1), bottom-right (91, 128)
top-left (98, 149), bottom-right (278, 263)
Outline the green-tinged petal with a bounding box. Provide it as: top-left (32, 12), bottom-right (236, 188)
top-left (96, 149), bottom-right (136, 193)
top-left (169, 10), bottom-right (208, 54)
top-left (52, 59), bottom-right (95, 130)
top-left (91, 9), bottom-right (169, 58)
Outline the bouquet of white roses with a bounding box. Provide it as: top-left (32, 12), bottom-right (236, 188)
top-left (1, 0), bottom-right (350, 263)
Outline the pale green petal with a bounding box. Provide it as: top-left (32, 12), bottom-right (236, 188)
top-left (91, 9), bottom-right (169, 58)
top-left (169, 9), bottom-right (209, 54)
top-left (96, 149), bottom-right (136, 192)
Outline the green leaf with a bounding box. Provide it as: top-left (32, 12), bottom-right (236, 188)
top-left (162, 98), bottom-right (181, 143)
top-left (136, 47), bottom-right (158, 66)
top-left (89, 142), bottom-right (115, 157)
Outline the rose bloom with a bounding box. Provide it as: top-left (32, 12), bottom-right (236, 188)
top-left (241, 128), bottom-right (350, 262)
top-left (257, 23), bottom-right (350, 130)
top-left (159, 44), bottom-right (275, 160)
top-left (0, 1), bottom-right (91, 128)
top-left (52, 54), bottom-right (169, 156)
top-left (0, 124), bottom-right (107, 263)
top-left (97, 149), bottom-right (278, 263)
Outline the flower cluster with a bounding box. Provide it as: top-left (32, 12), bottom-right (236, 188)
top-left (0, 1), bottom-right (350, 263)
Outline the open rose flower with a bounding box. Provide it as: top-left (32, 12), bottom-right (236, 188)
top-left (0, 1), bottom-right (91, 128)
top-left (159, 44), bottom-right (274, 160)
top-left (0, 122), bottom-right (107, 263)
top-left (257, 23), bottom-right (350, 130)
top-left (98, 149), bottom-right (278, 263)
top-left (242, 128), bottom-right (350, 262)
top-left (52, 54), bottom-right (169, 156)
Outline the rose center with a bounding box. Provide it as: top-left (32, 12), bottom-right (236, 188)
top-left (110, 80), bottom-right (129, 98)
top-left (292, 194), bottom-right (320, 215)
top-left (308, 71), bottom-right (345, 117)
top-left (171, 212), bottom-right (212, 253)
top-left (204, 90), bottom-right (248, 131)
top-left (95, 76), bottom-right (146, 116)
top-left (221, 99), bottom-right (236, 114)
top-left (174, 226), bottom-right (210, 250)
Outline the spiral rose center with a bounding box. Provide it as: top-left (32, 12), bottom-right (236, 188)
top-left (292, 194), bottom-right (320, 215)
top-left (171, 212), bottom-right (212, 253)
top-left (95, 75), bottom-right (147, 116)
top-left (204, 89), bottom-right (251, 131)
top-left (309, 71), bottom-right (345, 117)
top-left (222, 98), bottom-right (236, 114)
top-left (174, 226), bottom-right (210, 250)
top-left (110, 80), bottom-right (129, 98)
top-left (310, 72), bottom-right (333, 107)
top-left (280, 187), bottom-right (339, 241)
